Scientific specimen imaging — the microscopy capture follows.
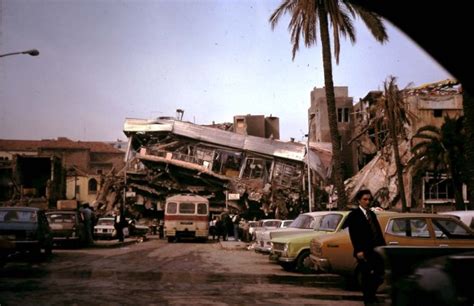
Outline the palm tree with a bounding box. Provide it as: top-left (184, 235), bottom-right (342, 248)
top-left (349, 76), bottom-right (413, 211)
top-left (408, 116), bottom-right (465, 210)
top-left (382, 76), bottom-right (411, 211)
top-left (269, 0), bottom-right (388, 209)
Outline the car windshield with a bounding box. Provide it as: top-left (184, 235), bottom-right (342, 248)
top-left (0, 209), bottom-right (37, 223)
top-left (263, 220), bottom-right (281, 227)
top-left (289, 215), bottom-right (319, 229)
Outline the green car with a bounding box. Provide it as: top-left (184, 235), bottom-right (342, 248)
top-left (270, 211), bottom-right (350, 273)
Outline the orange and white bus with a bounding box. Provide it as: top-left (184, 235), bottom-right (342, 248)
top-left (164, 194), bottom-right (209, 242)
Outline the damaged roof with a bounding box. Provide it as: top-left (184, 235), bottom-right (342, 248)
top-left (124, 118), bottom-right (327, 180)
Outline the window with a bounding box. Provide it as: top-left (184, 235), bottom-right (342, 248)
top-left (387, 218), bottom-right (430, 238)
top-left (272, 161), bottom-right (302, 188)
top-left (179, 202), bottom-right (195, 214)
top-left (88, 178), bottom-right (98, 194)
top-left (432, 219), bottom-right (472, 238)
top-left (433, 109), bottom-right (443, 117)
top-left (242, 157), bottom-right (270, 179)
top-left (319, 214), bottom-right (343, 231)
top-left (424, 177), bottom-right (454, 200)
top-left (97, 169), bottom-right (103, 175)
top-left (166, 202), bottom-right (177, 214)
top-left (337, 108), bottom-right (350, 123)
top-left (197, 203), bottom-right (208, 215)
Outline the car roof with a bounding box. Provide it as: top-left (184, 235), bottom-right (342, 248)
top-left (0, 206), bottom-right (42, 211)
top-left (439, 211), bottom-right (474, 217)
top-left (46, 210), bottom-right (78, 214)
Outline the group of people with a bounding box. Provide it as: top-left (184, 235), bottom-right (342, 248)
top-left (79, 202), bottom-right (128, 243)
top-left (209, 211), bottom-right (242, 241)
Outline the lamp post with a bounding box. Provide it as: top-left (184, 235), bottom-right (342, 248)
top-left (306, 134), bottom-right (313, 212)
top-left (307, 112), bottom-right (316, 212)
top-left (0, 49), bottom-right (39, 58)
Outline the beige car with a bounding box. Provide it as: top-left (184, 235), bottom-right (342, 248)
top-left (309, 212), bottom-right (474, 280)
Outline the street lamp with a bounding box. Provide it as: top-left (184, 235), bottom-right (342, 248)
top-left (0, 49), bottom-right (40, 58)
top-left (307, 112), bottom-right (316, 212)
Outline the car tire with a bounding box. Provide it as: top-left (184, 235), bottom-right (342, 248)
top-left (296, 250), bottom-right (313, 274)
top-left (167, 237), bottom-right (174, 243)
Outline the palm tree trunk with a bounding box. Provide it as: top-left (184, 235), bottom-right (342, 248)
top-left (462, 90), bottom-right (474, 209)
top-left (450, 167), bottom-right (465, 210)
top-left (385, 88), bottom-right (409, 212)
top-left (318, 5), bottom-right (348, 209)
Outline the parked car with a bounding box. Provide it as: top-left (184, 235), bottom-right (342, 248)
top-left (254, 212), bottom-right (328, 253)
top-left (249, 219), bottom-right (282, 241)
top-left (379, 246), bottom-right (474, 306)
top-left (94, 217), bottom-right (129, 240)
top-left (439, 210), bottom-right (474, 230)
top-left (309, 212), bottom-right (474, 284)
top-left (0, 206), bottom-right (53, 264)
top-left (127, 219), bottom-right (149, 237)
top-left (270, 211), bottom-right (351, 273)
top-left (45, 210), bottom-right (87, 247)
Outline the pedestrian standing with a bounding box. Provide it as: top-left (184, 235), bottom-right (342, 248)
top-left (114, 209), bottom-right (127, 242)
top-left (346, 189), bottom-right (386, 305)
top-left (216, 216), bottom-right (226, 241)
top-left (80, 203), bottom-right (93, 245)
top-left (209, 216), bottom-right (218, 240)
top-left (232, 213), bottom-right (241, 241)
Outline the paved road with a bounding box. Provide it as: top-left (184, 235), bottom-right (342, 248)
top-left (0, 238), bottom-right (387, 305)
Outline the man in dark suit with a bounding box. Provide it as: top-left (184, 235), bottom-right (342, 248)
top-left (346, 189), bottom-right (386, 305)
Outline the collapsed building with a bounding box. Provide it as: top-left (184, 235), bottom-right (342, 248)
top-left (122, 118), bottom-right (327, 219)
top-left (346, 79), bottom-right (467, 211)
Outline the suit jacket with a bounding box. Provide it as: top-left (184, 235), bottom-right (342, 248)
top-left (347, 208), bottom-right (386, 258)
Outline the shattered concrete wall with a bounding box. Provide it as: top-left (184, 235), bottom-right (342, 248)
top-left (345, 141), bottom-right (411, 209)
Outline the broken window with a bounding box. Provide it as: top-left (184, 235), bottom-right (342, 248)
top-left (241, 157), bottom-right (271, 180)
top-left (272, 161), bottom-right (303, 188)
top-left (193, 146), bottom-right (215, 169)
top-left (214, 152), bottom-right (242, 177)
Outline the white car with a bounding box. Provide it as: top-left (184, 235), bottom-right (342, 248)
top-left (254, 212), bottom-right (329, 253)
top-left (93, 217), bottom-right (129, 240)
top-left (250, 219), bottom-right (282, 241)
top-left (439, 210), bottom-right (474, 229)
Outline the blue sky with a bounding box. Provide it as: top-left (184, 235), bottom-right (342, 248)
top-left (0, 0), bottom-right (452, 142)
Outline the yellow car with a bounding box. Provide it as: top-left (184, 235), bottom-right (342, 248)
top-left (309, 212), bottom-right (474, 281)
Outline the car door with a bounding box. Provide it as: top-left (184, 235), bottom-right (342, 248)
top-left (384, 217), bottom-right (436, 247)
top-left (430, 217), bottom-right (474, 247)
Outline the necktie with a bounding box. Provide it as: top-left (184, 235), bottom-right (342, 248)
top-left (366, 212), bottom-right (379, 239)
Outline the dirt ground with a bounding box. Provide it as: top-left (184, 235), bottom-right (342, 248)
top-left (0, 238), bottom-right (382, 305)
